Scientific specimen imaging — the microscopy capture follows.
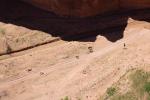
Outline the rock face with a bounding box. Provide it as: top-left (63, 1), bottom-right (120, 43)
top-left (22, 0), bottom-right (119, 17)
top-left (22, 0), bottom-right (150, 17)
top-left (0, 22), bottom-right (59, 56)
top-left (121, 0), bottom-right (150, 9)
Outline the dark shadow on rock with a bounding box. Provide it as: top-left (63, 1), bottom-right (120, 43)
top-left (0, 0), bottom-right (150, 42)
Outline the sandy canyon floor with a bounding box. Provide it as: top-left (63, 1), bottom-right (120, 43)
top-left (0, 1), bottom-right (150, 100)
top-left (0, 19), bottom-right (149, 100)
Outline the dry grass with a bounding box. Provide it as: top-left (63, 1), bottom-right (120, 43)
top-left (103, 69), bottom-right (150, 100)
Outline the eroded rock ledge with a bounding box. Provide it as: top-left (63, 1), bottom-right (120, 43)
top-left (22, 0), bottom-right (150, 17)
top-left (0, 22), bottom-right (60, 56)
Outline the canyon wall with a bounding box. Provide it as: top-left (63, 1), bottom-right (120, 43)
top-left (21, 0), bottom-right (150, 17)
top-left (121, 0), bottom-right (150, 9)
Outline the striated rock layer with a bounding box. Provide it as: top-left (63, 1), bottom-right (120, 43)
top-left (22, 0), bottom-right (150, 17)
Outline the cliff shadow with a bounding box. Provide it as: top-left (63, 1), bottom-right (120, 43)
top-left (0, 0), bottom-right (150, 42)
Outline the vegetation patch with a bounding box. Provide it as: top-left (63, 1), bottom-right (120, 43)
top-left (106, 87), bottom-right (116, 97)
top-left (144, 82), bottom-right (150, 94)
top-left (0, 28), bottom-right (5, 35)
top-left (111, 92), bottom-right (137, 100)
top-left (102, 69), bottom-right (150, 100)
top-left (61, 96), bottom-right (70, 100)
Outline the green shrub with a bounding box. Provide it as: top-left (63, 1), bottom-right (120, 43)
top-left (107, 87), bottom-right (116, 96)
top-left (61, 96), bottom-right (69, 100)
top-left (0, 29), bottom-right (5, 35)
top-left (144, 82), bottom-right (150, 94)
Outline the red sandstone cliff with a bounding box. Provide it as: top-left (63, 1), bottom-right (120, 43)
top-left (22, 0), bottom-right (150, 17)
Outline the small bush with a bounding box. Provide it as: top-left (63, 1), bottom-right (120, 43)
top-left (144, 82), bottom-right (150, 94)
top-left (0, 29), bottom-right (5, 35)
top-left (61, 96), bottom-right (69, 100)
top-left (107, 87), bottom-right (116, 96)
